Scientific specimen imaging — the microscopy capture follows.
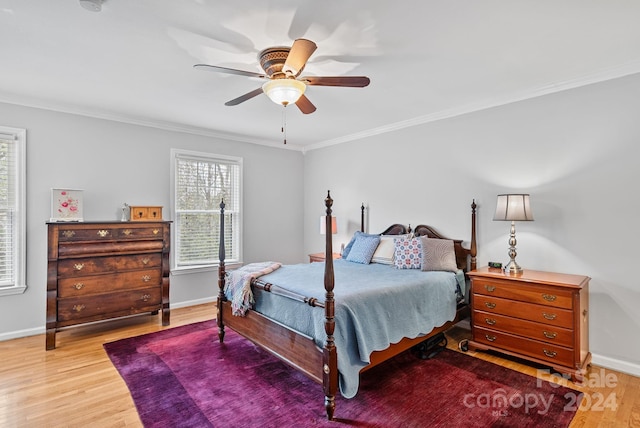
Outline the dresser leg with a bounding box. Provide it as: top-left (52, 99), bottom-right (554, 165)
top-left (162, 308), bottom-right (170, 326)
top-left (46, 329), bottom-right (56, 350)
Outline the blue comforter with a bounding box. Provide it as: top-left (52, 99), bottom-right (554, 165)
top-left (228, 259), bottom-right (464, 398)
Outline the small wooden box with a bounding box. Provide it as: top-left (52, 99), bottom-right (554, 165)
top-left (129, 205), bottom-right (163, 221)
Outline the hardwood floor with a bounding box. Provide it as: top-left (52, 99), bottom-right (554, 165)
top-left (0, 303), bottom-right (638, 427)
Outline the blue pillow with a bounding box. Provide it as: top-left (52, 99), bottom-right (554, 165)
top-left (342, 231), bottom-right (378, 259)
top-left (346, 234), bottom-right (381, 264)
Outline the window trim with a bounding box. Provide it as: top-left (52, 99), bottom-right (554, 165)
top-left (0, 126), bottom-right (26, 296)
top-left (169, 148), bottom-right (243, 274)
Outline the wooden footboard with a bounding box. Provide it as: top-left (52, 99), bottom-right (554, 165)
top-left (217, 195), bottom-right (478, 420)
top-left (219, 301), bottom-right (324, 382)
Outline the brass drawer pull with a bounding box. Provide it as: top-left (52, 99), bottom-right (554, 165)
top-left (73, 304), bottom-right (85, 312)
top-left (141, 275), bottom-right (151, 282)
top-left (484, 285), bottom-right (496, 292)
top-left (153, 229), bottom-right (160, 235)
top-left (123, 229), bottom-right (132, 236)
top-left (543, 331), bottom-right (557, 339)
top-left (484, 302), bottom-right (496, 309)
top-left (543, 349), bottom-right (557, 358)
top-left (62, 230), bottom-right (75, 238)
top-left (485, 334), bottom-right (497, 342)
top-left (97, 230), bottom-right (109, 237)
top-left (542, 294), bottom-right (557, 302)
top-left (485, 318), bottom-right (497, 326)
top-left (542, 312), bottom-right (557, 320)
top-left (73, 283), bottom-right (84, 290)
top-left (74, 263), bottom-right (84, 271)
top-left (141, 294), bottom-right (151, 302)
top-left (141, 257), bottom-right (150, 265)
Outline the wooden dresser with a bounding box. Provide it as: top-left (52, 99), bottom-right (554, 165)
top-left (46, 221), bottom-right (171, 349)
top-left (467, 267), bottom-right (590, 381)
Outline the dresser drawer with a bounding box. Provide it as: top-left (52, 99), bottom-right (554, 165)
top-left (58, 253), bottom-right (162, 277)
top-left (58, 268), bottom-right (162, 297)
top-left (472, 278), bottom-right (573, 309)
top-left (473, 294), bottom-right (574, 328)
top-left (57, 288), bottom-right (162, 322)
top-left (58, 240), bottom-right (164, 258)
top-left (474, 326), bottom-right (574, 367)
top-left (57, 225), bottom-right (165, 242)
top-left (473, 309), bottom-right (574, 347)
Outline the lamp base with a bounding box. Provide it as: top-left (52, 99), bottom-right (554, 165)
top-left (503, 259), bottom-right (523, 275)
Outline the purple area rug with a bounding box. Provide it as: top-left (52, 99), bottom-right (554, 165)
top-left (104, 320), bottom-right (580, 427)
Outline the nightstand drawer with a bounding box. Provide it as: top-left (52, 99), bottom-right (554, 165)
top-left (474, 326), bottom-right (574, 367)
top-left (473, 309), bottom-right (574, 347)
top-left (473, 294), bottom-right (574, 328)
top-left (472, 278), bottom-right (573, 309)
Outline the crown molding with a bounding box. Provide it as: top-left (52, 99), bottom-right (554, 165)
top-left (306, 61), bottom-right (640, 151)
top-left (2, 60), bottom-right (639, 154)
top-left (0, 92), bottom-right (302, 152)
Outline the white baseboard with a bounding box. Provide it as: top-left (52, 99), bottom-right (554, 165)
top-left (170, 296), bottom-right (216, 309)
top-left (591, 353), bottom-right (640, 378)
top-left (0, 297), bottom-right (218, 343)
top-left (0, 326), bottom-right (44, 342)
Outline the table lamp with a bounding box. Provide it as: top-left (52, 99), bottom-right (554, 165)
top-left (493, 194), bottom-right (533, 274)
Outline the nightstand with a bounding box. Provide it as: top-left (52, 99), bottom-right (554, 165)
top-left (466, 267), bottom-right (590, 381)
top-left (308, 252), bottom-right (341, 263)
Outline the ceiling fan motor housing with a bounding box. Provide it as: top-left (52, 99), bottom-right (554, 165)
top-left (258, 47), bottom-right (292, 78)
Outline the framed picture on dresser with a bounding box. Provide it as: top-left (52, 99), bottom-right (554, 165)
top-left (50, 188), bottom-right (83, 222)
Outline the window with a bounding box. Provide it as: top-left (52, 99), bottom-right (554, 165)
top-left (170, 149), bottom-right (242, 272)
top-left (0, 127), bottom-right (26, 296)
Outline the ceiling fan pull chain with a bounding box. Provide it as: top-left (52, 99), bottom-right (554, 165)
top-left (282, 106), bottom-right (287, 144)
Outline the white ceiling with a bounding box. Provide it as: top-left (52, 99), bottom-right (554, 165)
top-left (2, 1), bottom-right (640, 151)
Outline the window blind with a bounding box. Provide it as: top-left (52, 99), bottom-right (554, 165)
top-left (173, 152), bottom-right (241, 268)
top-left (0, 129), bottom-right (23, 291)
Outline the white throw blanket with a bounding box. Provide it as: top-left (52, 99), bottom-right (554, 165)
top-left (225, 262), bottom-right (282, 316)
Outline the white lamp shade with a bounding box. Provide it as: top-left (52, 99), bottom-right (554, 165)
top-left (262, 79), bottom-right (306, 106)
top-left (494, 194), bottom-right (534, 221)
top-left (320, 215), bottom-right (337, 235)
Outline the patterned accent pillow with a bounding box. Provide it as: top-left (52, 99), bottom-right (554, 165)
top-left (342, 231), bottom-right (378, 259)
top-left (393, 237), bottom-right (422, 269)
top-left (345, 234), bottom-right (381, 264)
top-left (371, 233), bottom-right (411, 265)
top-left (420, 237), bottom-right (458, 272)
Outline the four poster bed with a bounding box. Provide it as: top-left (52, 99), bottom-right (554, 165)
top-left (216, 193), bottom-right (477, 420)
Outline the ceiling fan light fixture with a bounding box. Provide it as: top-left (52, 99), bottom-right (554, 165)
top-left (262, 79), bottom-right (306, 106)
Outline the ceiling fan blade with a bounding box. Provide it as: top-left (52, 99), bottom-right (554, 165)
top-left (303, 76), bottom-right (370, 87)
top-left (282, 38), bottom-right (317, 76)
top-left (295, 94), bottom-right (316, 114)
top-left (194, 64), bottom-right (266, 79)
top-left (224, 88), bottom-right (264, 106)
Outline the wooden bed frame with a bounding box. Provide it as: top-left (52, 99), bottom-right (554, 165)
top-left (217, 193), bottom-right (477, 420)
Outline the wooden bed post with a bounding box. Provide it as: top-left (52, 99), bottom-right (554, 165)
top-left (470, 200), bottom-right (477, 271)
top-left (217, 199), bottom-right (226, 343)
top-left (323, 191), bottom-right (338, 420)
top-left (360, 203), bottom-right (365, 232)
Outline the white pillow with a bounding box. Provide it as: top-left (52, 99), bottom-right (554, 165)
top-left (371, 234), bottom-right (411, 265)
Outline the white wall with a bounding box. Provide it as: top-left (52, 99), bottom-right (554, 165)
top-left (304, 73), bottom-right (640, 375)
top-left (3, 71), bottom-right (639, 376)
top-left (0, 102), bottom-right (305, 340)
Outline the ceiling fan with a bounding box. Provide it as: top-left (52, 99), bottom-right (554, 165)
top-left (193, 38), bottom-right (370, 114)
